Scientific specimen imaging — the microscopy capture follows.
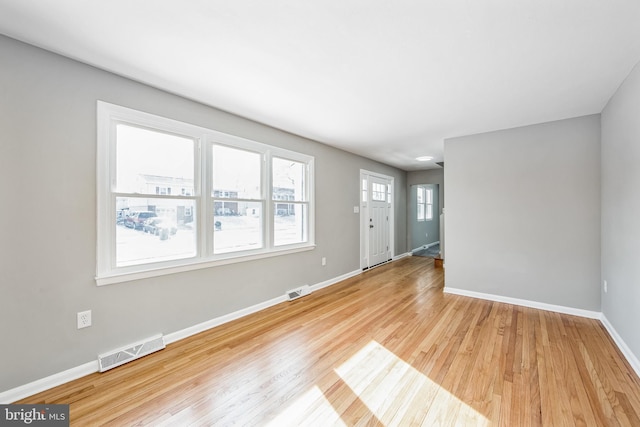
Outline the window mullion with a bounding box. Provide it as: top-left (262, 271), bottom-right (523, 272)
top-left (264, 151), bottom-right (272, 250)
top-left (201, 137), bottom-right (211, 258)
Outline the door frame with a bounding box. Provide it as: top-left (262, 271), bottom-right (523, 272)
top-left (360, 169), bottom-right (395, 270)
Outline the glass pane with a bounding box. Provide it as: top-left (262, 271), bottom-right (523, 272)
top-left (212, 145), bottom-right (261, 199)
top-left (214, 201), bottom-right (263, 254)
top-left (274, 203), bottom-right (308, 246)
top-left (372, 183), bottom-right (386, 201)
top-left (427, 204), bottom-right (433, 220)
top-left (362, 178), bottom-right (367, 202)
top-left (417, 204), bottom-right (425, 221)
top-left (116, 125), bottom-right (194, 195)
top-left (426, 188), bottom-right (433, 204)
top-left (273, 157), bottom-right (306, 201)
top-left (417, 187), bottom-right (424, 203)
top-left (116, 197), bottom-right (196, 266)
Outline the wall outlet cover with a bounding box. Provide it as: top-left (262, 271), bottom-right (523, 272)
top-left (77, 310), bottom-right (92, 329)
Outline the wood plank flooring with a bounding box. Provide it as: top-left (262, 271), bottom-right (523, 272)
top-left (18, 256), bottom-right (640, 425)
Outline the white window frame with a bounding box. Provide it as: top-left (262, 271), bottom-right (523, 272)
top-left (425, 187), bottom-right (434, 221)
top-left (271, 155), bottom-right (314, 247)
top-left (97, 101), bottom-right (315, 285)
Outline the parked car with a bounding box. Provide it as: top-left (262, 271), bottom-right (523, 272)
top-left (125, 211), bottom-right (157, 230)
top-left (143, 217), bottom-right (178, 239)
top-left (116, 210), bottom-right (128, 225)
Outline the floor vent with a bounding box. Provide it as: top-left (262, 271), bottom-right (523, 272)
top-left (286, 285), bottom-right (311, 301)
top-left (98, 334), bottom-right (165, 372)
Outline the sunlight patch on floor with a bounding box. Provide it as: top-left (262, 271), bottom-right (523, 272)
top-left (267, 340), bottom-right (488, 425)
top-left (335, 340), bottom-right (489, 426)
top-left (266, 385), bottom-right (346, 427)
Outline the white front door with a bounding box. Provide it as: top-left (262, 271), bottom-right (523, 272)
top-left (366, 175), bottom-right (391, 268)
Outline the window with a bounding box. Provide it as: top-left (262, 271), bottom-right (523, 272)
top-left (212, 144), bottom-right (263, 254)
top-left (97, 102), bottom-right (314, 284)
top-left (372, 182), bottom-right (387, 201)
top-left (272, 157), bottom-right (310, 246)
top-left (362, 178), bottom-right (368, 203)
top-left (113, 124), bottom-right (197, 268)
top-left (417, 186), bottom-right (433, 221)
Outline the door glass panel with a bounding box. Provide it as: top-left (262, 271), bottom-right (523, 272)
top-left (372, 183), bottom-right (386, 201)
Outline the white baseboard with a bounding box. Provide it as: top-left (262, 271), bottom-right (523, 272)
top-left (411, 241), bottom-right (440, 254)
top-left (0, 268), bottom-right (361, 404)
top-left (163, 295), bottom-right (287, 345)
top-left (443, 287), bottom-right (601, 319)
top-left (165, 269), bottom-right (363, 346)
top-left (443, 287), bottom-right (640, 379)
top-left (600, 314), bottom-right (640, 379)
top-left (0, 361), bottom-right (98, 405)
top-left (311, 269), bottom-right (361, 292)
top-left (393, 252), bottom-right (411, 261)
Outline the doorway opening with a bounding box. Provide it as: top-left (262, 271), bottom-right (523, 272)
top-left (409, 183), bottom-right (441, 258)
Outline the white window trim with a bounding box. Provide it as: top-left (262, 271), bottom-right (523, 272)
top-left (417, 186), bottom-right (425, 222)
top-left (96, 101), bottom-right (315, 285)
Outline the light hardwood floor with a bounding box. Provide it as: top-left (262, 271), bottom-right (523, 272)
top-left (18, 256), bottom-right (640, 425)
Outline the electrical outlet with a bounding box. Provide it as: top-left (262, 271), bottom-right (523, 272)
top-left (603, 280), bottom-right (608, 293)
top-left (321, 257), bottom-right (327, 266)
top-left (77, 310), bottom-right (92, 329)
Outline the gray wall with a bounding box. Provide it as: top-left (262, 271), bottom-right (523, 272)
top-left (601, 60), bottom-right (640, 361)
top-left (444, 115), bottom-right (601, 310)
top-left (408, 184), bottom-right (439, 250)
top-left (0, 35), bottom-right (407, 393)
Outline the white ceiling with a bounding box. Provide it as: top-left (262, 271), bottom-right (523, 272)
top-left (2, 1), bottom-right (640, 171)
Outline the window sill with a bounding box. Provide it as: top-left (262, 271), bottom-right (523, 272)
top-left (96, 244), bottom-right (315, 286)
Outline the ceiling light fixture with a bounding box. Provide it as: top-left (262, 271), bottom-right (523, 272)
top-left (415, 156), bottom-right (433, 161)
